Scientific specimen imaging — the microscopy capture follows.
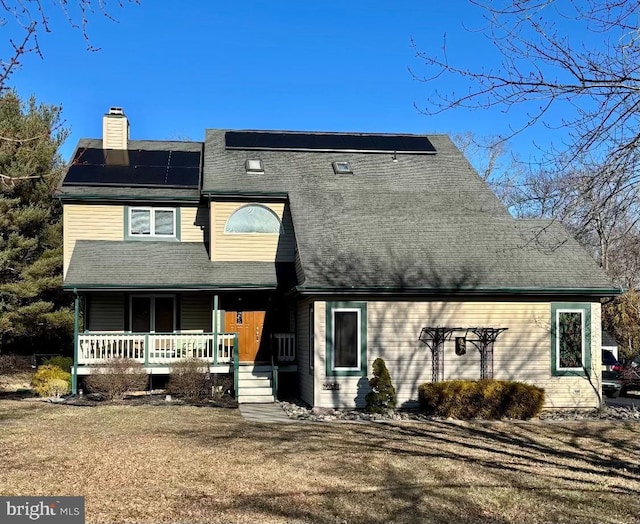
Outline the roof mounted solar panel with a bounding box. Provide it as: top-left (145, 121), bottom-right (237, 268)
top-left (63, 147), bottom-right (201, 188)
top-left (225, 131), bottom-right (436, 154)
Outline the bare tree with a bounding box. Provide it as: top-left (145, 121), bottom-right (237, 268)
top-left (412, 0), bottom-right (640, 175)
top-left (1, 0), bottom-right (139, 91)
top-left (451, 132), bottom-right (532, 214)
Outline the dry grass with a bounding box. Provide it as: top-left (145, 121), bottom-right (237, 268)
top-left (0, 400), bottom-right (639, 524)
top-left (0, 371), bottom-right (34, 392)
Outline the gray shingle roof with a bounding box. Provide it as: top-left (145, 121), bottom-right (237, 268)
top-left (201, 129), bottom-right (617, 294)
top-left (65, 240), bottom-right (291, 290)
top-left (57, 139), bottom-right (203, 201)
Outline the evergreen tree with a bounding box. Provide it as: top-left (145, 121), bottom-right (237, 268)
top-left (0, 91), bottom-right (73, 355)
top-left (365, 358), bottom-right (397, 414)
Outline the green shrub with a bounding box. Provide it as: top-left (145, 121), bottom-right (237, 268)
top-left (418, 379), bottom-right (545, 420)
top-left (84, 359), bottom-right (148, 400)
top-left (365, 358), bottom-right (397, 414)
top-left (43, 356), bottom-right (73, 373)
top-left (167, 359), bottom-right (209, 402)
top-left (31, 365), bottom-right (72, 397)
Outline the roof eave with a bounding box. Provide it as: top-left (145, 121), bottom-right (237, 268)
top-left (292, 285), bottom-right (621, 297)
top-left (62, 283), bottom-right (278, 292)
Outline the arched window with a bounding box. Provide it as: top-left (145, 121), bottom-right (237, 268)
top-left (224, 204), bottom-right (282, 234)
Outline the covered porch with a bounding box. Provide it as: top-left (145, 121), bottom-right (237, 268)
top-left (64, 242), bottom-right (299, 397)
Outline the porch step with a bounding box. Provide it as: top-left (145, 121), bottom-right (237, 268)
top-left (236, 365), bottom-right (275, 404)
top-left (237, 394), bottom-right (275, 404)
top-left (238, 386), bottom-right (274, 396)
top-left (237, 378), bottom-right (273, 388)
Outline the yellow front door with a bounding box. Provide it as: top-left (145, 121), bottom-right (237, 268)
top-left (225, 311), bottom-right (266, 362)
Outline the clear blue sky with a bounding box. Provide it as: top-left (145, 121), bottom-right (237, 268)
top-left (7, 1), bottom-right (550, 161)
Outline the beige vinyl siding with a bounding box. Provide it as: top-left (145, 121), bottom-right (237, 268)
top-left (180, 206), bottom-right (204, 242)
top-left (64, 204), bottom-right (123, 276)
top-left (87, 294), bottom-right (125, 331)
top-left (180, 294), bottom-right (212, 331)
top-left (210, 201), bottom-right (295, 261)
top-left (296, 299), bottom-right (314, 405)
top-left (314, 300), bottom-right (602, 410)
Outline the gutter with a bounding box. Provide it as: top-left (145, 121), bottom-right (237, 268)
top-left (202, 190), bottom-right (288, 199)
top-left (292, 285), bottom-right (622, 297)
top-left (62, 283), bottom-right (278, 292)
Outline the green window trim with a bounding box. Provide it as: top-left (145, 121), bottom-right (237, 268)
top-left (124, 206), bottom-right (181, 241)
top-left (325, 301), bottom-right (367, 377)
top-left (551, 303), bottom-right (591, 377)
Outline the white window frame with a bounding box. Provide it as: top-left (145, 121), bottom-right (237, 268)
top-left (555, 308), bottom-right (585, 372)
top-left (331, 307), bottom-right (361, 372)
top-left (129, 207), bottom-right (177, 238)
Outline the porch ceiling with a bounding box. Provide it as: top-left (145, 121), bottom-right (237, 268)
top-left (65, 240), bottom-right (294, 290)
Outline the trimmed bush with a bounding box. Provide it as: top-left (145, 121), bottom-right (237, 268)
top-left (418, 379), bottom-right (545, 420)
top-left (365, 358), bottom-right (397, 414)
top-left (43, 356), bottom-right (73, 373)
top-left (167, 359), bottom-right (209, 402)
top-left (84, 359), bottom-right (148, 400)
top-left (31, 365), bottom-right (72, 397)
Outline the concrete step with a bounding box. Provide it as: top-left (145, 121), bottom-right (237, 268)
top-left (237, 394), bottom-right (275, 404)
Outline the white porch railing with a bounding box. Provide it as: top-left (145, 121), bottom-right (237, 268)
top-left (273, 333), bottom-right (295, 362)
top-left (78, 332), bottom-right (236, 365)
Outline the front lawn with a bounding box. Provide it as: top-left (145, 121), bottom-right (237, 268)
top-left (0, 400), bottom-right (638, 523)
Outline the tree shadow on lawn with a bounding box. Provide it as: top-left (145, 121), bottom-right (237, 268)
top-left (163, 420), bottom-right (640, 523)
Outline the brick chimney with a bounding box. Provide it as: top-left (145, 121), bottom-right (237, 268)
top-left (102, 107), bottom-right (129, 150)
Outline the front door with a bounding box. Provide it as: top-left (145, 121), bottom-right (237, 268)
top-left (225, 311), bottom-right (266, 362)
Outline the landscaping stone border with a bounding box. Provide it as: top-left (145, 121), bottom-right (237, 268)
top-left (278, 400), bottom-right (640, 422)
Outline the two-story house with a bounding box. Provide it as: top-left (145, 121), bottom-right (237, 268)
top-left (57, 108), bottom-right (618, 409)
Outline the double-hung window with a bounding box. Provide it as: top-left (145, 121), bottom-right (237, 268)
top-left (551, 303), bottom-right (591, 376)
top-left (128, 207), bottom-right (177, 239)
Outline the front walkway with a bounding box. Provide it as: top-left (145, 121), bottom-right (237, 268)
top-left (238, 402), bottom-right (297, 423)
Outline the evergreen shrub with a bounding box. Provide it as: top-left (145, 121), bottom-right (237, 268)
top-left (43, 356), bottom-right (73, 373)
top-left (418, 379), bottom-right (544, 419)
top-left (31, 365), bottom-right (71, 397)
top-left (365, 358), bottom-right (397, 413)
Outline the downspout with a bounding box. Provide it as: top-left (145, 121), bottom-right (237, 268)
top-left (72, 289), bottom-right (79, 395)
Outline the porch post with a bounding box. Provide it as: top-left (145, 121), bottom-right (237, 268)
top-left (72, 289), bottom-right (79, 395)
top-left (213, 294), bottom-right (219, 365)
